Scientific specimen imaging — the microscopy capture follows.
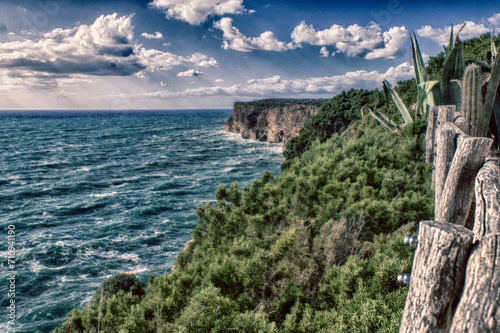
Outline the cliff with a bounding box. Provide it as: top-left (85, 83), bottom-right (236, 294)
top-left (225, 99), bottom-right (325, 147)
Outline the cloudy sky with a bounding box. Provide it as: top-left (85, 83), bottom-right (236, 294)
top-left (0, 0), bottom-right (499, 109)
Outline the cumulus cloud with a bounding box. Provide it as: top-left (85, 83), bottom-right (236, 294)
top-left (141, 31), bottom-right (164, 39)
top-left (138, 49), bottom-right (217, 72)
top-left (417, 20), bottom-right (492, 44)
top-left (0, 14), bottom-right (142, 78)
top-left (291, 21), bottom-right (408, 59)
top-left (177, 69), bottom-right (203, 77)
top-left (0, 13), bottom-right (217, 89)
top-left (320, 46), bottom-right (330, 57)
top-left (214, 17), bottom-right (296, 52)
top-left (130, 62), bottom-right (413, 99)
top-left (150, 0), bottom-right (246, 25)
top-left (488, 13), bottom-right (500, 26)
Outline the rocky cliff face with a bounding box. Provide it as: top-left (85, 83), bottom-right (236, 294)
top-left (225, 99), bottom-right (324, 147)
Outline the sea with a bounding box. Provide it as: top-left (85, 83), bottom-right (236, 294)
top-left (0, 109), bottom-right (285, 333)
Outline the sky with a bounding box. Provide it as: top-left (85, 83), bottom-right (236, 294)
top-left (0, 0), bottom-right (499, 110)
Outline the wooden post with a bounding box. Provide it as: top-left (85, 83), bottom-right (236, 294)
top-left (454, 114), bottom-right (467, 132)
top-left (426, 106), bottom-right (438, 164)
top-left (435, 134), bottom-right (493, 226)
top-left (449, 235), bottom-right (500, 332)
top-left (433, 122), bottom-right (464, 204)
top-left (428, 106), bottom-right (456, 188)
top-left (449, 159), bottom-right (500, 331)
top-left (399, 221), bottom-right (474, 333)
top-left (473, 158), bottom-right (500, 241)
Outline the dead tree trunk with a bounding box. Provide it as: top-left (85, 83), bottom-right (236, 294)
top-left (399, 220), bottom-right (474, 333)
top-left (435, 134), bottom-right (492, 226)
top-left (473, 157), bottom-right (500, 241)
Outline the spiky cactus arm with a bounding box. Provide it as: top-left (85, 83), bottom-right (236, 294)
top-left (462, 64), bottom-right (484, 136)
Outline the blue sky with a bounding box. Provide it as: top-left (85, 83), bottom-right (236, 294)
top-left (0, 0), bottom-right (499, 109)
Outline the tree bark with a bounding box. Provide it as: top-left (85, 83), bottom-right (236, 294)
top-left (435, 135), bottom-right (492, 226)
top-left (473, 157), bottom-right (500, 241)
top-left (450, 234), bottom-right (500, 332)
top-left (399, 221), bottom-right (474, 333)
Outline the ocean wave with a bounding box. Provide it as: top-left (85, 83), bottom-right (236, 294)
top-left (0, 110), bottom-right (284, 332)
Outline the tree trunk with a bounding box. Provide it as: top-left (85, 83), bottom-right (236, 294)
top-left (399, 220), bottom-right (474, 333)
top-left (435, 135), bottom-right (492, 226)
top-left (450, 234), bottom-right (500, 332)
top-left (473, 157), bottom-right (500, 241)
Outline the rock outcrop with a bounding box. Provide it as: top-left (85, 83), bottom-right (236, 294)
top-left (225, 99), bottom-right (325, 147)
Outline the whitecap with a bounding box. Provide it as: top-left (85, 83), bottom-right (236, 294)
top-left (90, 191), bottom-right (118, 198)
top-left (26, 259), bottom-right (45, 273)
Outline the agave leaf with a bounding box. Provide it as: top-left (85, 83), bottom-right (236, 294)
top-left (415, 86), bottom-right (427, 117)
top-left (481, 45), bottom-right (500, 137)
top-left (361, 105), bottom-right (399, 132)
top-left (415, 81), bottom-right (441, 117)
top-left (492, 30), bottom-right (498, 59)
top-left (411, 32), bottom-right (428, 85)
top-left (441, 35), bottom-right (465, 106)
top-left (419, 80), bottom-right (442, 110)
top-left (456, 23), bottom-right (466, 36)
top-left (445, 24), bottom-right (454, 60)
top-left (382, 80), bottom-right (413, 124)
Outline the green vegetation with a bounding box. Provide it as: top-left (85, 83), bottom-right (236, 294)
top-left (53, 115), bottom-right (432, 333)
top-left (283, 84), bottom-right (417, 167)
top-left (54, 32), bottom-right (499, 333)
top-left (235, 98), bottom-right (327, 110)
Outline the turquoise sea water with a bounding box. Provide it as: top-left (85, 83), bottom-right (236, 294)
top-left (0, 110), bottom-right (284, 333)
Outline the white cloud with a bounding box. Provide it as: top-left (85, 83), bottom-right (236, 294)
top-left (177, 69), bottom-right (203, 77)
top-left (291, 21), bottom-right (408, 59)
top-left (417, 20), bottom-right (492, 45)
top-left (137, 49), bottom-right (218, 72)
top-left (150, 0), bottom-right (246, 25)
top-left (365, 26), bottom-right (408, 60)
top-left (215, 78), bottom-right (224, 83)
top-left (0, 13), bottom-right (141, 78)
top-left (320, 46), bottom-right (330, 57)
top-left (128, 62), bottom-right (413, 99)
top-left (141, 31), bottom-right (164, 39)
top-left (0, 13), bottom-right (217, 90)
top-left (488, 13), bottom-right (500, 26)
top-left (214, 17), bottom-right (296, 52)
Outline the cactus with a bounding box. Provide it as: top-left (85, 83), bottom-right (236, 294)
top-left (461, 64), bottom-right (484, 136)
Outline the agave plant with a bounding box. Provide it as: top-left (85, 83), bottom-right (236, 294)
top-left (364, 24), bottom-right (500, 144)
